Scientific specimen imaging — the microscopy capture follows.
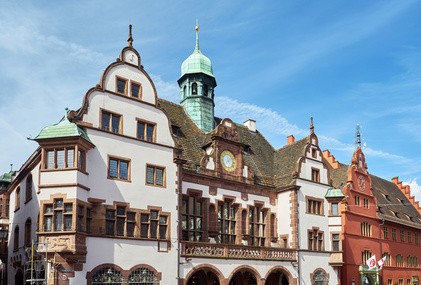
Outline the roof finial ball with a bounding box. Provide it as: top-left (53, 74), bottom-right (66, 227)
top-left (128, 24), bottom-right (133, 47)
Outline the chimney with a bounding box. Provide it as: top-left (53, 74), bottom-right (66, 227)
top-left (287, 135), bottom-right (295, 145)
top-left (243, 119), bottom-right (256, 132)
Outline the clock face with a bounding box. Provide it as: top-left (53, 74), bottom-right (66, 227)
top-left (221, 150), bottom-right (236, 172)
top-left (357, 175), bottom-right (366, 192)
top-left (125, 51), bottom-right (137, 64)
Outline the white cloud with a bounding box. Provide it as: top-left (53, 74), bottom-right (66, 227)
top-left (404, 178), bottom-right (421, 204)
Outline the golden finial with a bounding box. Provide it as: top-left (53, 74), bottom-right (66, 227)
top-left (128, 24), bottom-right (133, 47)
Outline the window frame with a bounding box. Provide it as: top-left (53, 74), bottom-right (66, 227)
top-left (25, 174), bottom-right (33, 203)
top-left (130, 80), bottom-right (142, 99)
top-left (146, 164), bottom-right (165, 187)
top-left (308, 227), bottom-right (324, 251)
top-left (306, 196), bottom-right (324, 216)
top-left (42, 198), bottom-right (74, 233)
top-left (108, 156), bottom-right (131, 181)
top-left (217, 200), bottom-right (237, 244)
top-left (100, 109), bottom-right (122, 134)
top-left (43, 146), bottom-right (85, 171)
top-left (181, 195), bottom-right (203, 242)
top-left (311, 167), bottom-right (320, 182)
top-left (249, 205), bottom-right (266, 246)
top-left (116, 76), bottom-right (128, 95)
top-left (137, 119), bottom-right (156, 142)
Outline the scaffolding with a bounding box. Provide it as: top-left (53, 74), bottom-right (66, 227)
top-left (25, 241), bottom-right (48, 285)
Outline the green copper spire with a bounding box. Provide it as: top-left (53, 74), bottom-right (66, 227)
top-left (181, 21), bottom-right (214, 78)
top-left (178, 21), bottom-right (217, 132)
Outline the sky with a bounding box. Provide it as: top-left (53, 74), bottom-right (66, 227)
top-left (1, 1), bottom-right (421, 201)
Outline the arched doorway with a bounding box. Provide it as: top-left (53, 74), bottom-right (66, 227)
top-left (265, 270), bottom-right (289, 285)
top-left (15, 269), bottom-right (24, 285)
top-left (187, 269), bottom-right (220, 285)
top-left (229, 270), bottom-right (257, 285)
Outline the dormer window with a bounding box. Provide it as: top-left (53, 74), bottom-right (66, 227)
top-left (311, 168), bottom-right (320, 182)
top-left (44, 147), bottom-right (85, 171)
top-left (131, 81), bottom-right (142, 98)
top-left (192, 83), bottom-right (197, 95)
top-left (116, 77), bottom-right (127, 94)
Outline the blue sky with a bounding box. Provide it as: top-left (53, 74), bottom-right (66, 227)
top-left (1, 1), bottom-right (421, 200)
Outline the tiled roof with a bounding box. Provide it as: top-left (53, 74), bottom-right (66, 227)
top-left (329, 162), bottom-right (421, 228)
top-left (35, 115), bottom-right (93, 144)
top-left (158, 98), bottom-right (301, 188)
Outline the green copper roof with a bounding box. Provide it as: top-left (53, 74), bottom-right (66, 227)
top-left (181, 25), bottom-right (214, 78)
top-left (35, 109), bottom-right (93, 144)
top-left (0, 171), bottom-right (13, 183)
top-left (325, 188), bottom-right (345, 199)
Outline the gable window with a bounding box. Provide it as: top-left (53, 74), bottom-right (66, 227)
top-left (361, 222), bottom-right (371, 237)
top-left (311, 148), bottom-right (317, 158)
top-left (311, 168), bottom-right (320, 182)
top-left (363, 198), bottom-right (369, 208)
top-left (137, 120), bottom-right (156, 142)
top-left (192, 83), bottom-right (197, 95)
top-left (140, 210), bottom-right (168, 239)
top-left (25, 174), bottom-right (33, 203)
top-left (108, 157), bottom-right (130, 181)
top-left (131, 81), bottom-right (142, 98)
top-left (249, 206), bottom-right (266, 246)
top-left (217, 201), bottom-right (237, 244)
top-left (308, 227), bottom-right (324, 251)
top-left (307, 197), bottom-right (323, 215)
top-left (116, 77), bottom-right (127, 94)
top-left (146, 165), bottom-right (165, 186)
top-left (101, 110), bottom-right (121, 134)
top-left (15, 186), bottom-right (20, 211)
top-left (182, 195), bottom-right (203, 241)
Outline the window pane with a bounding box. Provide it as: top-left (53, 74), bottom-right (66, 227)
top-left (47, 150), bottom-right (55, 169)
top-left (78, 150), bottom-right (84, 170)
top-left (150, 211), bottom-right (158, 220)
top-left (150, 221), bottom-right (158, 238)
top-left (111, 115), bottom-right (120, 133)
top-left (54, 211), bottom-right (62, 231)
top-left (106, 210), bottom-right (115, 219)
top-left (64, 215), bottom-right (72, 231)
top-left (44, 216), bottom-right (52, 232)
top-left (67, 148), bottom-right (74, 168)
top-left (109, 159), bottom-right (118, 178)
top-left (141, 224), bottom-right (149, 238)
top-left (120, 161), bottom-right (128, 180)
top-left (117, 78), bottom-right (126, 94)
top-left (131, 83), bottom-right (140, 98)
top-left (146, 166), bottom-right (155, 184)
top-left (116, 217), bottom-right (125, 236)
top-left (159, 225), bottom-right (167, 239)
top-left (137, 123), bottom-right (145, 140)
top-left (127, 223), bottom-right (135, 237)
top-left (146, 124), bottom-right (154, 142)
top-left (155, 168), bottom-right (163, 186)
top-left (57, 150), bottom-right (65, 168)
top-left (102, 112), bottom-right (110, 131)
top-left (106, 220), bottom-right (114, 235)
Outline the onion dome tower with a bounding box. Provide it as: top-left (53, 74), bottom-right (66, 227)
top-left (178, 21), bottom-right (217, 132)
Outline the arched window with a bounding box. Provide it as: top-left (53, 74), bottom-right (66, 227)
top-left (25, 174), bottom-right (33, 203)
top-left (14, 226), bottom-right (19, 251)
top-left (192, 83), bottom-right (197, 95)
top-left (25, 218), bottom-right (32, 247)
top-left (128, 267), bottom-right (159, 284)
top-left (15, 187), bottom-right (20, 210)
top-left (92, 267), bottom-right (125, 285)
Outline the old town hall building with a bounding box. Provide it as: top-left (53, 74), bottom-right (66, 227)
top-left (1, 25), bottom-right (421, 285)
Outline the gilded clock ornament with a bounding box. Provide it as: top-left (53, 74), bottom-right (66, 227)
top-left (357, 175), bottom-right (366, 192)
top-left (221, 150), bottom-right (236, 172)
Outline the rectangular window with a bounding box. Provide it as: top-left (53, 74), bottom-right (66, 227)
top-left (101, 110), bottom-right (121, 133)
top-left (44, 147), bottom-right (80, 170)
top-left (131, 82), bottom-right (142, 98)
top-left (362, 250), bottom-right (372, 264)
top-left (77, 205), bottom-right (84, 232)
top-left (408, 232), bottom-right (412, 243)
top-left (361, 222), bottom-right (372, 237)
top-left (137, 120), bottom-right (156, 142)
top-left (332, 233), bottom-right (340, 251)
top-left (116, 77), bottom-right (127, 94)
top-left (396, 254), bottom-right (404, 267)
top-left (182, 196), bottom-right (203, 242)
top-left (392, 228), bottom-right (397, 241)
top-left (217, 201), bottom-right (237, 244)
top-left (311, 168), bottom-right (320, 182)
top-left (400, 230), bottom-right (405, 242)
top-left (308, 228), bottom-right (324, 251)
top-left (330, 202), bottom-right (339, 216)
top-left (355, 196), bottom-right (360, 206)
top-left (43, 199), bottom-right (73, 232)
top-left (383, 226), bottom-right (388, 239)
top-left (106, 210), bottom-right (115, 235)
top-left (307, 198), bottom-right (323, 215)
top-left (363, 198), bottom-right (369, 208)
top-left (146, 165), bottom-right (165, 186)
top-left (108, 157), bottom-right (130, 181)
top-left (140, 210), bottom-right (168, 239)
top-left (249, 206), bottom-right (266, 246)
top-left (127, 212), bottom-right (136, 237)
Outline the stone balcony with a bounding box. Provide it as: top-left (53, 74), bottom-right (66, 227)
top-left (36, 232), bottom-right (87, 255)
top-left (329, 251), bottom-right (344, 266)
top-left (181, 241), bottom-right (297, 261)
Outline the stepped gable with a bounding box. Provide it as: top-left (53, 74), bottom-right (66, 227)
top-left (371, 175), bottom-right (421, 229)
top-left (158, 98), bottom-right (277, 186)
top-left (274, 136), bottom-right (309, 188)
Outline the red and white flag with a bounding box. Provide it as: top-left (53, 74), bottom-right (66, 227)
top-left (377, 256), bottom-right (387, 270)
top-left (366, 254), bottom-right (377, 269)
